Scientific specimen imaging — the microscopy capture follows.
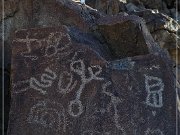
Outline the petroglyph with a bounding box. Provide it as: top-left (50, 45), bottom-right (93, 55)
top-left (10, 26), bottom-right (176, 134)
top-left (145, 128), bottom-right (164, 135)
top-left (102, 81), bottom-right (126, 135)
top-left (15, 31), bottom-right (72, 60)
top-left (45, 32), bottom-right (72, 59)
top-left (27, 100), bottom-right (66, 132)
top-left (13, 68), bottom-right (57, 95)
top-left (45, 45), bottom-right (58, 58)
top-left (12, 79), bottom-right (31, 94)
top-left (144, 75), bottom-right (164, 108)
top-left (58, 71), bottom-right (77, 94)
top-left (68, 58), bottom-right (104, 117)
top-left (152, 111), bottom-right (157, 116)
top-left (68, 99), bottom-right (84, 117)
top-left (30, 67), bottom-right (57, 95)
top-left (15, 32), bottom-right (39, 60)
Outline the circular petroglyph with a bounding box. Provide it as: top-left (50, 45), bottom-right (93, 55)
top-left (68, 99), bottom-right (84, 117)
top-left (27, 100), bottom-right (66, 133)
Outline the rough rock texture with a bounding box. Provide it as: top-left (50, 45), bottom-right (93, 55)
top-left (1, 0), bottom-right (179, 134)
top-left (85, 0), bottom-right (180, 64)
top-left (86, 0), bottom-right (127, 15)
top-left (1, 0), bottom-right (102, 133)
top-left (97, 15), bottom-right (149, 59)
top-left (8, 25), bottom-right (176, 135)
top-left (0, 0), bottom-right (19, 21)
top-left (86, 0), bottom-right (179, 17)
top-left (138, 0), bottom-right (164, 10)
top-left (2, 0), bottom-right (178, 66)
top-left (85, 0), bottom-right (180, 98)
top-left (2, 0), bottom-right (101, 67)
top-left (129, 9), bottom-right (180, 63)
top-left (128, 9), bottom-right (180, 84)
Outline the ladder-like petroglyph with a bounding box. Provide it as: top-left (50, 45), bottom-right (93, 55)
top-left (68, 58), bottom-right (104, 117)
top-left (144, 74), bottom-right (164, 108)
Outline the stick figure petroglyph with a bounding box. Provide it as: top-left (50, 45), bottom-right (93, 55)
top-left (68, 59), bottom-right (104, 117)
top-left (102, 81), bottom-right (126, 135)
top-left (144, 75), bottom-right (164, 108)
top-left (30, 67), bottom-right (57, 95)
top-left (27, 100), bottom-right (66, 132)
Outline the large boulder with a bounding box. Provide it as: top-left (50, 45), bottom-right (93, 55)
top-left (2, 0), bottom-right (102, 134)
top-left (129, 9), bottom-right (180, 63)
top-left (8, 25), bottom-right (176, 135)
top-left (97, 14), bottom-right (152, 59)
top-left (85, 1), bottom-right (179, 64)
top-left (2, 0), bottom-right (178, 134)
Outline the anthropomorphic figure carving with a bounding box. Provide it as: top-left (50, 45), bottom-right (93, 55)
top-left (68, 58), bottom-right (104, 117)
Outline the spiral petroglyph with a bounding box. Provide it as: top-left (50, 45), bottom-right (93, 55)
top-left (27, 100), bottom-right (66, 133)
top-left (30, 67), bottom-right (57, 95)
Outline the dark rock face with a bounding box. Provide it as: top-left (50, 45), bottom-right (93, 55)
top-left (2, 0), bottom-right (101, 68)
top-left (0, 0), bottom-right (19, 20)
top-left (8, 25), bottom-right (176, 134)
top-left (85, 0), bottom-right (180, 64)
top-left (86, 0), bottom-right (127, 15)
top-left (97, 15), bottom-right (150, 59)
top-left (129, 9), bottom-right (180, 63)
top-left (2, 0), bottom-right (177, 134)
top-left (8, 26), bottom-right (106, 135)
